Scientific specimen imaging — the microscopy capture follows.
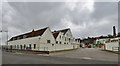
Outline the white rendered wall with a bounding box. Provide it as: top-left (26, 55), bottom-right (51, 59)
top-left (8, 36), bottom-right (40, 50)
top-left (105, 42), bottom-right (119, 51)
top-left (39, 28), bottom-right (55, 44)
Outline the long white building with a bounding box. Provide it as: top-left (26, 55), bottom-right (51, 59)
top-left (8, 27), bottom-right (79, 52)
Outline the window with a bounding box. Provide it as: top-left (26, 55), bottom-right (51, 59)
top-left (14, 45), bottom-right (16, 49)
top-left (64, 42), bottom-right (66, 44)
top-left (60, 41), bottom-right (61, 44)
top-left (65, 37), bottom-right (66, 41)
top-left (69, 38), bottom-right (70, 42)
top-left (52, 44), bottom-right (54, 46)
top-left (10, 45), bottom-right (12, 49)
top-left (29, 44), bottom-right (31, 49)
top-left (17, 45), bottom-right (19, 49)
top-left (13, 38), bottom-right (17, 40)
top-left (34, 44), bottom-right (36, 49)
top-left (62, 36), bottom-right (64, 39)
top-left (24, 44), bottom-right (26, 49)
top-left (59, 36), bottom-right (61, 39)
top-left (56, 41), bottom-right (58, 44)
top-left (23, 35), bottom-right (27, 38)
top-left (17, 37), bottom-right (20, 40)
top-left (47, 40), bottom-right (51, 43)
top-left (66, 34), bottom-right (68, 36)
top-left (20, 45), bottom-right (22, 50)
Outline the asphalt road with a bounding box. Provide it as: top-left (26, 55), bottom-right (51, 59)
top-left (2, 48), bottom-right (118, 64)
top-left (50, 48), bottom-right (118, 62)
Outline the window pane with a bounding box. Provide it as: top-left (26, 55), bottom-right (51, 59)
top-left (47, 40), bottom-right (51, 43)
top-left (34, 44), bottom-right (36, 49)
top-left (56, 41), bottom-right (58, 44)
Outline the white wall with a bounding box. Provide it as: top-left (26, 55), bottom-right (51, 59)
top-left (8, 36), bottom-right (40, 50)
top-left (40, 28), bottom-right (55, 44)
top-left (38, 43), bottom-right (74, 51)
top-left (105, 42), bottom-right (119, 51)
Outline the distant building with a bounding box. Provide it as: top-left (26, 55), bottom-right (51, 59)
top-left (104, 37), bottom-right (119, 51)
top-left (80, 37), bottom-right (96, 48)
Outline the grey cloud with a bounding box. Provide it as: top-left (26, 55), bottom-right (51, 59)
top-left (7, 2), bottom-right (67, 31)
top-left (118, 2), bottom-right (120, 32)
top-left (2, 2), bottom-right (118, 41)
top-left (91, 2), bottom-right (118, 20)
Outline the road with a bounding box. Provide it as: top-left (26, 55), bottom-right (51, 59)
top-left (50, 48), bottom-right (118, 62)
top-left (2, 48), bottom-right (118, 64)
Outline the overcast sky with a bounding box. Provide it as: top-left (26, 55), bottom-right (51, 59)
top-left (1, 1), bottom-right (118, 45)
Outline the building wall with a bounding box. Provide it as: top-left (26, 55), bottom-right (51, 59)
top-left (8, 36), bottom-right (40, 50)
top-left (55, 29), bottom-right (79, 50)
top-left (55, 30), bottom-right (74, 45)
top-left (104, 38), bottom-right (119, 51)
top-left (40, 28), bottom-right (55, 44)
top-left (38, 43), bottom-right (74, 51)
top-left (105, 42), bottom-right (119, 51)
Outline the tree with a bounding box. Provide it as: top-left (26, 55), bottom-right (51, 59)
top-left (108, 34), bottom-right (113, 37)
top-left (117, 32), bottom-right (120, 37)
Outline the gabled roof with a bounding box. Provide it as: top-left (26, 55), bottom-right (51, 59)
top-left (54, 28), bottom-right (70, 35)
top-left (52, 28), bottom-right (70, 39)
top-left (9, 27), bottom-right (48, 41)
top-left (52, 32), bottom-right (59, 39)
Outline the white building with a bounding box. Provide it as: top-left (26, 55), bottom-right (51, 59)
top-left (8, 27), bottom-right (56, 52)
top-left (104, 37), bottom-right (119, 51)
top-left (8, 27), bottom-right (79, 52)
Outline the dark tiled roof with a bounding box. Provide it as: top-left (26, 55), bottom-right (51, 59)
top-left (58, 29), bottom-right (70, 35)
top-left (52, 28), bottom-right (70, 39)
top-left (54, 28), bottom-right (70, 35)
top-left (9, 27), bottom-right (48, 41)
top-left (52, 32), bottom-right (59, 39)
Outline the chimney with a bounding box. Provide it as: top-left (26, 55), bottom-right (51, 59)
top-left (113, 26), bottom-right (116, 37)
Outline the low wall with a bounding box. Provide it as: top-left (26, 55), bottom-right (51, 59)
top-left (37, 44), bottom-right (78, 51)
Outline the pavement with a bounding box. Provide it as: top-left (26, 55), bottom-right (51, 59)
top-left (2, 48), bottom-right (118, 64)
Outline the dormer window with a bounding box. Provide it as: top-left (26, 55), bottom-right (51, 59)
top-left (17, 37), bottom-right (20, 40)
top-left (23, 35), bottom-right (27, 38)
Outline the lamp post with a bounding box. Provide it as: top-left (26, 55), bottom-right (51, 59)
top-left (0, 30), bottom-right (8, 51)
